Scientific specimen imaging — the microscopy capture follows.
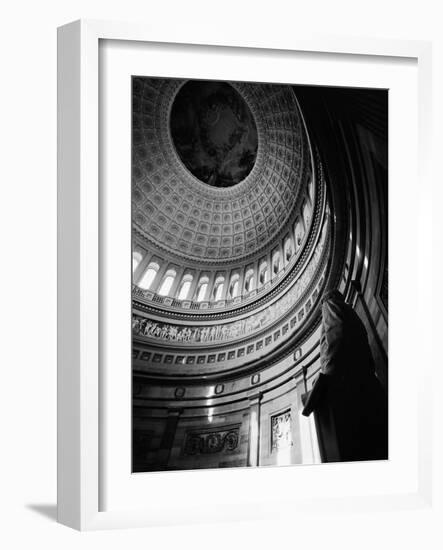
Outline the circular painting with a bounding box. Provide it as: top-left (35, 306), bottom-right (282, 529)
top-left (170, 80), bottom-right (258, 188)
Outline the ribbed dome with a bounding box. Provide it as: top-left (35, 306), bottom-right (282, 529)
top-left (132, 78), bottom-right (307, 262)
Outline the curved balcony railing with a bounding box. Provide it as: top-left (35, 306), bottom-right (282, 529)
top-left (132, 256), bottom-right (295, 313)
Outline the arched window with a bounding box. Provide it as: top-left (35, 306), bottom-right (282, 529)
top-left (294, 219), bottom-right (304, 251)
top-left (138, 261), bottom-right (160, 290)
top-left (272, 251), bottom-right (281, 277)
top-left (177, 274), bottom-right (193, 300)
top-left (259, 261), bottom-right (268, 286)
top-left (132, 250), bottom-right (143, 273)
top-left (302, 200), bottom-right (311, 229)
top-left (212, 276), bottom-right (225, 301)
top-left (195, 276), bottom-right (209, 302)
top-left (244, 269), bottom-right (255, 293)
top-left (158, 269), bottom-right (177, 296)
top-left (284, 237), bottom-right (293, 263)
top-left (228, 274), bottom-right (240, 299)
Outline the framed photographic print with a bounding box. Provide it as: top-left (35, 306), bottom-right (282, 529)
top-left (57, 19), bottom-right (433, 530)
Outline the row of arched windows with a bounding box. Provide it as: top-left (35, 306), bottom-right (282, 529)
top-left (133, 181), bottom-right (314, 302)
top-left (133, 237), bottom-right (301, 301)
top-left (133, 250), bottom-right (288, 302)
top-left (135, 266), bottom-right (243, 302)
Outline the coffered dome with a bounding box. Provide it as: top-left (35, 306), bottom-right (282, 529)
top-left (132, 78), bottom-right (308, 263)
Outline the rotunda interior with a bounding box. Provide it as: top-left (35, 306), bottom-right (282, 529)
top-left (131, 78), bottom-right (388, 471)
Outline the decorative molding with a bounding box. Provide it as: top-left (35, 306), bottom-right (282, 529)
top-left (174, 387), bottom-right (186, 399)
top-left (182, 425), bottom-right (240, 455)
top-left (132, 220), bottom-right (328, 347)
top-left (131, 149), bottom-right (324, 319)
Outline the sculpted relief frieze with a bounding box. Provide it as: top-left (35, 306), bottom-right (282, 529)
top-left (132, 221), bottom-right (328, 346)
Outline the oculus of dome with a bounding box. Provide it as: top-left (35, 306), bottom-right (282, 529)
top-left (170, 80), bottom-right (258, 188)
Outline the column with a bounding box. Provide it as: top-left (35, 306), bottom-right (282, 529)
top-left (157, 408), bottom-right (183, 469)
top-left (187, 270), bottom-right (200, 301)
top-left (204, 272), bottom-right (217, 301)
top-left (252, 260), bottom-right (259, 292)
top-left (291, 221), bottom-right (297, 256)
top-left (265, 250), bottom-right (272, 285)
top-left (237, 267), bottom-right (245, 298)
top-left (247, 393), bottom-right (262, 467)
top-left (150, 262), bottom-right (169, 293)
top-left (220, 270), bottom-right (230, 301)
top-left (168, 266), bottom-right (184, 298)
top-left (278, 240), bottom-right (284, 273)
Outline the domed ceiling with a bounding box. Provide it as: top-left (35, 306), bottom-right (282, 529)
top-left (132, 78), bottom-right (307, 262)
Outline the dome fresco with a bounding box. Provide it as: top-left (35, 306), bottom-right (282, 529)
top-left (132, 78), bottom-right (308, 262)
top-left (170, 80), bottom-right (258, 188)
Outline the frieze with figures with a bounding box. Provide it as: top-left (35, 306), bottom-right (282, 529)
top-left (132, 221), bottom-right (328, 346)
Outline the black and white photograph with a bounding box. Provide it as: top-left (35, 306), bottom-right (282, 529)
top-left (131, 77), bottom-right (388, 472)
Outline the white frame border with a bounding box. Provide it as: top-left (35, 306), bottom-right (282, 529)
top-left (57, 19), bottom-right (433, 531)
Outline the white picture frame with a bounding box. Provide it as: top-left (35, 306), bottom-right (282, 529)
top-left (57, 19), bottom-right (433, 531)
